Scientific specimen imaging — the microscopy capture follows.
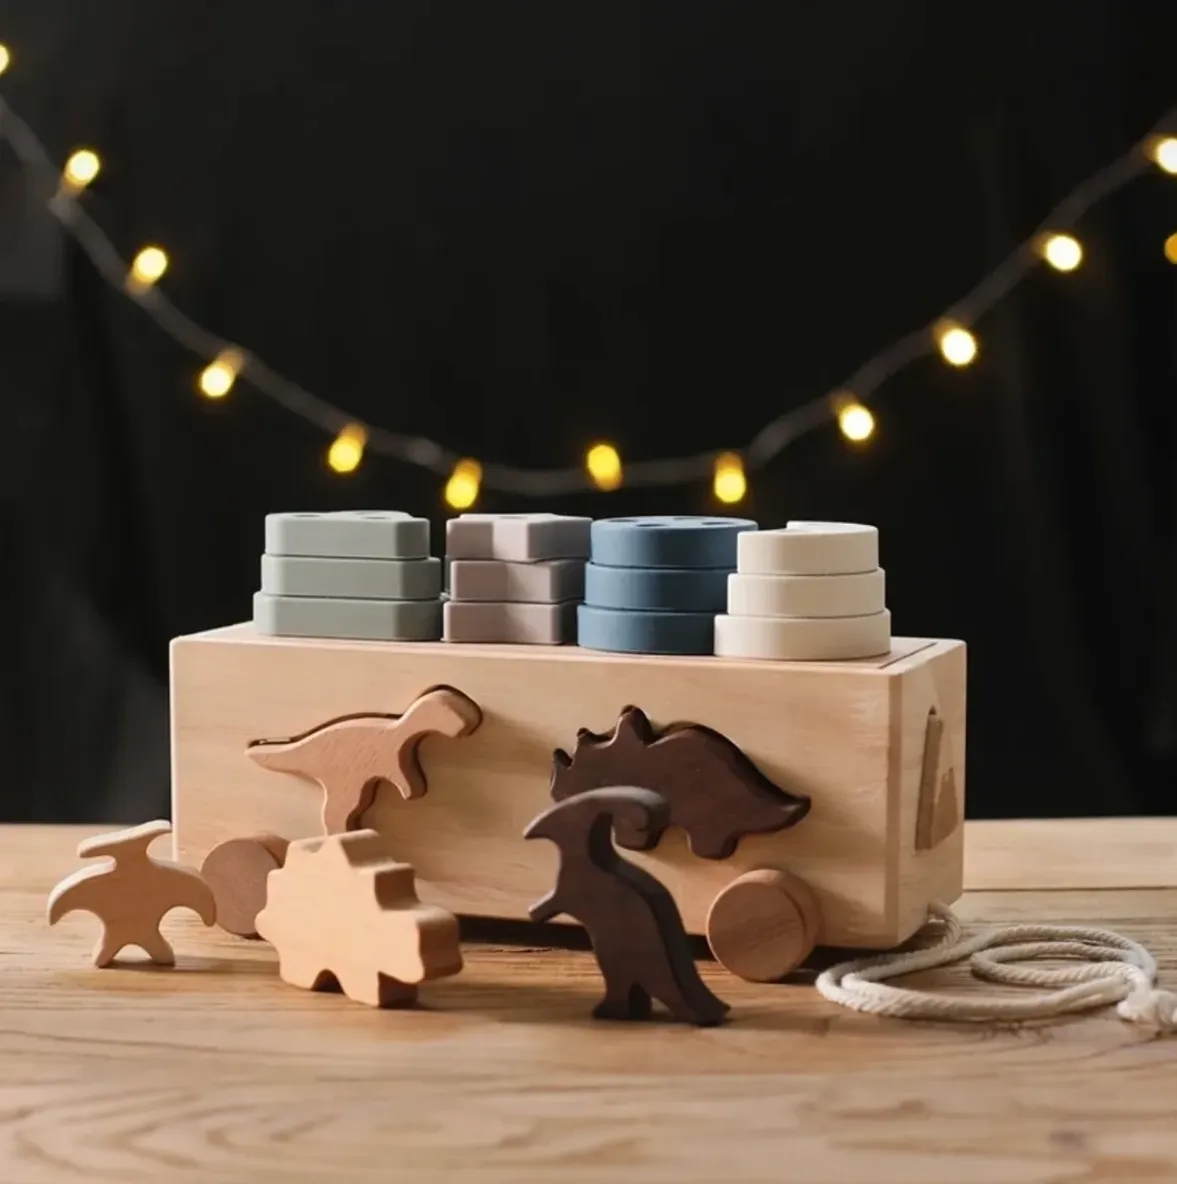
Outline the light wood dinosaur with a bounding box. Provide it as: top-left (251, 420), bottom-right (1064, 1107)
top-left (47, 820), bottom-right (217, 967)
top-left (245, 685), bottom-right (482, 834)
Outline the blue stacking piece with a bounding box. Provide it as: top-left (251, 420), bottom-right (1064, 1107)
top-left (589, 516), bottom-right (758, 570)
top-left (578, 605), bottom-right (716, 656)
top-left (577, 515), bottom-right (758, 655)
top-left (583, 562), bottom-right (729, 613)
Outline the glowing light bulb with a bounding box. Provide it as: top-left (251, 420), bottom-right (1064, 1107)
top-left (198, 349), bottom-right (243, 399)
top-left (327, 424), bottom-right (366, 474)
top-left (712, 452), bottom-right (746, 504)
top-left (1151, 136), bottom-right (1177, 175)
top-left (836, 399), bottom-right (875, 443)
top-left (0, 44), bottom-right (10, 76)
top-left (1165, 233), bottom-right (1177, 265)
top-left (63, 149), bottom-right (101, 191)
top-left (585, 442), bottom-right (622, 491)
top-left (935, 320), bottom-right (978, 367)
top-left (1038, 232), bottom-right (1082, 272)
top-left (129, 246), bottom-right (168, 288)
top-left (445, 459), bottom-right (482, 509)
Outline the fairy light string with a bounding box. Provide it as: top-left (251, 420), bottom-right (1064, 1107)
top-left (0, 63), bottom-right (1174, 506)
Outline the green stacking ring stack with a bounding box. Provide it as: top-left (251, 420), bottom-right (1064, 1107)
top-left (253, 511), bottom-right (443, 640)
top-left (578, 516), bottom-right (758, 655)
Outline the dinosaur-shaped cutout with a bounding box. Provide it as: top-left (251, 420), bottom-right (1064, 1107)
top-left (550, 705), bottom-right (810, 859)
top-left (524, 786), bottom-right (730, 1025)
top-left (246, 685), bottom-right (482, 834)
top-left (47, 820), bottom-right (217, 967)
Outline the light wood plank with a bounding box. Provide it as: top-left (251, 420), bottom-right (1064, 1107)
top-left (966, 818), bottom-right (1177, 890)
top-left (2, 824), bottom-right (1176, 1183)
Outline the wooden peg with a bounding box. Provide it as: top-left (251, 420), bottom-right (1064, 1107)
top-left (524, 786), bottom-right (730, 1025)
top-left (200, 834), bottom-right (290, 938)
top-left (255, 829), bottom-right (463, 1007)
top-left (47, 820), bottom-right (217, 967)
top-left (246, 685), bottom-right (482, 834)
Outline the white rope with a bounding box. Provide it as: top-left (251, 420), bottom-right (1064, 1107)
top-left (815, 902), bottom-right (1177, 1032)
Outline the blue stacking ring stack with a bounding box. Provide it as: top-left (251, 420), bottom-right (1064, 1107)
top-left (578, 516), bottom-right (758, 655)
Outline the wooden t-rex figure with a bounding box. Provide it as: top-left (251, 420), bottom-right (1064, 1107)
top-left (523, 786), bottom-right (730, 1026)
top-left (246, 685), bottom-right (482, 834)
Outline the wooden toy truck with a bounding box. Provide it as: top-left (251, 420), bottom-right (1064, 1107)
top-left (170, 624), bottom-right (965, 978)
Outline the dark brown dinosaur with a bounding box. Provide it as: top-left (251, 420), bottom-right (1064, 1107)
top-left (550, 705), bottom-right (810, 859)
top-left (524, 786), bottom-right (730, 1026)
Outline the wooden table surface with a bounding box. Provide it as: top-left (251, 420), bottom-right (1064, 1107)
top-left (1, 823), bottom-right (1175, 1184)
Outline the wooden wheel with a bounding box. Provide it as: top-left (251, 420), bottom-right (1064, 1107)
top-left (200, 834), bottom-right (289, 939)
top-left (705, 868), bottom-right (820, 982)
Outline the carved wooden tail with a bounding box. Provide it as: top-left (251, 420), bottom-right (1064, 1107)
top-left (247, 730), bottom-right (331, 777)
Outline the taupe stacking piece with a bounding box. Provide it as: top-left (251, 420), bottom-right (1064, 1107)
top-left (443, 514), bottom-right (590, 644)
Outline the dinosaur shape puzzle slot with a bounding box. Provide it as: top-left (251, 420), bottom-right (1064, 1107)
top-left (246, 685), bottom-right (482, 834)
top-left (550, 705), bottom-right (811, 859)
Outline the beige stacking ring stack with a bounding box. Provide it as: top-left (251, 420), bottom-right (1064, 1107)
top-left (713, 522), bottom-right (891, 660)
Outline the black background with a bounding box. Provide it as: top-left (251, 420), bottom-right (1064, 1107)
top-left (0, 1), bottom-right (1174, 822)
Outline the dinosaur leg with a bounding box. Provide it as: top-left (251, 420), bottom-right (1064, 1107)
top-left (137, 930), bottom-right (178, 966)
top-left (592, 978), bottom-right (652, 1021)
top-left (92, 932), bottom-right (128, 968)
top-left (321, 776), bottom-right (380, 834)
top-left (651, 955), bottom-right (730, 1026)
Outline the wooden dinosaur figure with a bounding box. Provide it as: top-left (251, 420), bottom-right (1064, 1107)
top-left (47, 820), bottom-right (217, 967)
top-left (246, 685), bottom-right (482, 834)
top-left (255, 829), bottom-right (463, 1007)
top-left (524, 786), bottom-right (730, 1026)
top-left (550, 705), bottom-right (810, 860)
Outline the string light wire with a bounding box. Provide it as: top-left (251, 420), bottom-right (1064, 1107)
top-left (0, 91), bottom-right (1173, 496)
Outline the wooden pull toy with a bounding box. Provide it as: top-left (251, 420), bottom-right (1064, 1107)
top-left (524, 786), bottom-right (730, 1026)
top-left (47, 820), bottom-right (217, 967)
top-left (246, 685), bottom-right (482, 834)
top-left (255, 829), bottom-right (463, 1007)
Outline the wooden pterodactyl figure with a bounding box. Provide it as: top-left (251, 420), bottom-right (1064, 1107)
top-left (47, 820), bottom-right (217, 967)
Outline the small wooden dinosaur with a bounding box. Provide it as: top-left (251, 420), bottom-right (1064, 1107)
top-left (550, 705), bottom-right (810, 859)
top-left (524, 786), bottom-right (730, 1026)
top-left (47, 820), bottom-right (217, 967)
top-left (246, 685), bottom-right (482, 834)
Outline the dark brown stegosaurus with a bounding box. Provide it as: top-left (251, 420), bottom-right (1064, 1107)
top-left (549, 705), bottom-right (810, 860)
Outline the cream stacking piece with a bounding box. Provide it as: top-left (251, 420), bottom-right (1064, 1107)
top-left (713, 522), bottom-right (891, 660)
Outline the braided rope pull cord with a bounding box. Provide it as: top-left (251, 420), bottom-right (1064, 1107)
top-left (814, 903), bottom-right (1177, 1032)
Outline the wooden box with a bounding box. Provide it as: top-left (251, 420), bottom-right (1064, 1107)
top-left (170, 624), bottom-right (965, 954)
top-left (171, 629), bottom-right (961, 951)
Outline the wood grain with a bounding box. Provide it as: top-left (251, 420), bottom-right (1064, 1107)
top-left (171, 625), bottom-right (966, 948)
top-left (965, 817), bottom-right (1177, 890)
top-left (3, 823), bottom-right (1176, 1182)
